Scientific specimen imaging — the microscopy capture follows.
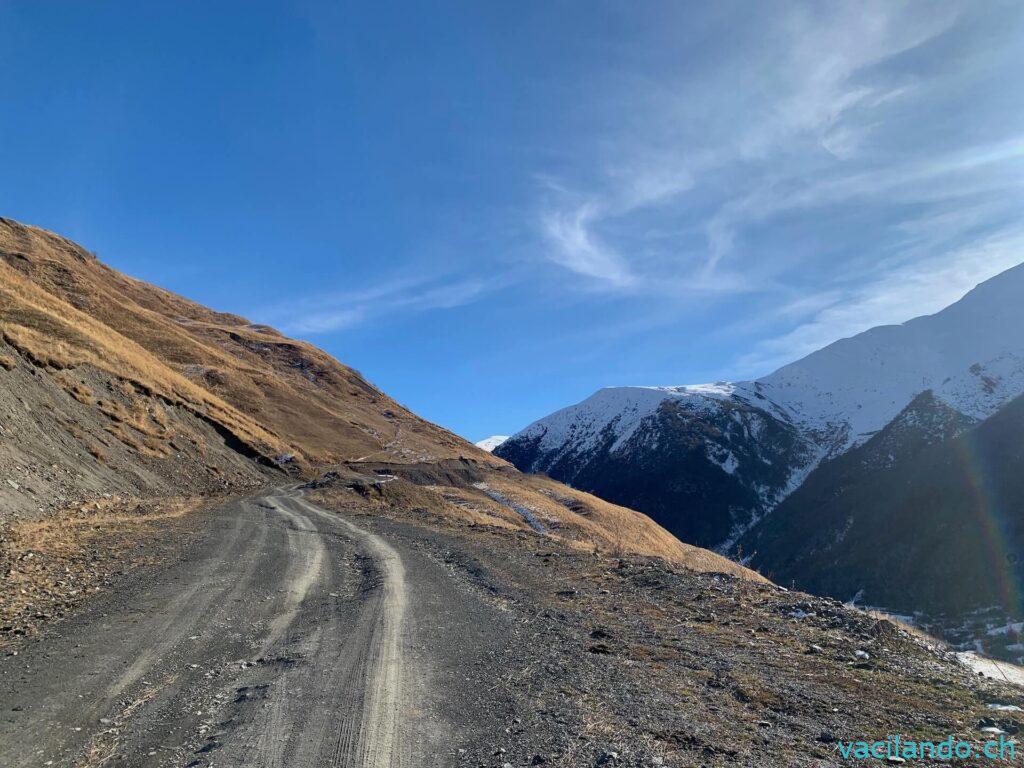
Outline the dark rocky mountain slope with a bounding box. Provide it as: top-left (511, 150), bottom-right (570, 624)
top-left (497, 264), bottom-right (1024, 555)
top-left (496, 386), bottom-right (816, 547)
top-left (745, 389), bottom-right (1024, 622)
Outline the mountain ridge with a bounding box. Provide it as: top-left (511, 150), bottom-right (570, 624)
top-left (497, 261), bottom-right (1024, 550)
top-left (745, 388), bottom-right (1024, 628)
top-left (0, 217), bottom-right (489, 471)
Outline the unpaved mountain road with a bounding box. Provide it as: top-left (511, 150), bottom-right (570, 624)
top-left (0, 490), bottom-right (516, 768)
top-left (4, 489), bottom-right (1018, 768)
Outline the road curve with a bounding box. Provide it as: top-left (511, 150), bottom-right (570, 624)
top-left (0, 490), bottom-right (422, 768)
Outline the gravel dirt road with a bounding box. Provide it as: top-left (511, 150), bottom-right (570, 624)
top-left (4, 487), bottom-right (1022, 768)
top-left (0, 489), bottom-right (514, 768)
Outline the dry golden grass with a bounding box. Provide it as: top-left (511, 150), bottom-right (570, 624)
top-left (316, 469), bottom-right (762, 581)
top-left (97, 398), bottom-right (131, 422)
top-left (104, 422), bottom-right (145, 452)
top-left (140, 435), bottom-right (171, 458)
top-left (0, 277), bottom-right (286, 463)
top-left (5, 498), bottom-right (200, 563)
top-left (426, 485), bottom-right (527, 530)
top-left (150, 401), bottom-right (169, 430)
top-left (865, 608), bottom-right (943, 647)
top-left (130, 402), bottom-right (173, 439)
top-left (0, 496), bottom-right (204, 639)
top-left (0, 352), bottom-right (15, 370)
top-left (54, 372), bottom-right (95, 405)
top-left (94, 394), bottom-right (169, 440)
top-left (484, 473), bottom-right (763, 579)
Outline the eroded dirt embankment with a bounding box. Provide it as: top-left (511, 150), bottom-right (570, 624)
top-left (0, 340), bottom-right (270, 524)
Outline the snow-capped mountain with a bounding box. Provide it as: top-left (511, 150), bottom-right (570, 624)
top-left (474, 435), bottom-right (509, 452)
top-left (496, 262), bottom-right (1024, 549)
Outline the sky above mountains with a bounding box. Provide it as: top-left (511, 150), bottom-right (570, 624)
top-left (2, 1), bottom-right (1023, 441)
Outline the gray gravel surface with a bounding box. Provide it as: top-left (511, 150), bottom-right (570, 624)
top-left (0, 489), bottom-right (518, 768)
top-left (4, 487), bottom-right (1021, 768)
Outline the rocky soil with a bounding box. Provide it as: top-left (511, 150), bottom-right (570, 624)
top-left (0, 341), bottom-right (271, 523)
top-left (2, 480), bottom-right (1021, 767)
top-left (0, 493), bottom-right (235, 647)
top-left (314, 485), bottom-right (1024, 767)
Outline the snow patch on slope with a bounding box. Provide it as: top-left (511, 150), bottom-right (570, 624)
top-left (475, 435), bottom-right (509, 452)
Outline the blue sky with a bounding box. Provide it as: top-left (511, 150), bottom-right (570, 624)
top-left (2, 2), bottom-right (1024, 441)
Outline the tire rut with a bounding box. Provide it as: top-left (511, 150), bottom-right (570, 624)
top-left (0, 491), bottom-right (414, 768)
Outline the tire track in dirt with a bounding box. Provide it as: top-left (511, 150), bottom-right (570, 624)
top-left (0, 489), bottom-right (516, 768)
top-left (292, 496), bottom-right (407, 767)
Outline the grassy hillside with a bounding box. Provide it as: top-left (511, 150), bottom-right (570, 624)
top-left (0, 217), bottom-right (485, 468)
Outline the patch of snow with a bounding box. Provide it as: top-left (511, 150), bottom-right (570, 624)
top-left (472, 482), bottom-right (547, 534)
top-left (706, 445), bottom-right (739, 475)
top-left (475, 435), bottom-right (509, 452)
top-left (987, 622), bottom-right (1024, 637)
top-left (957, 651), bottom-right (1024, 687)
top-left (655, 381), bottom-right (737, 398)
top-left (514, 386), bottom-right (678, 457)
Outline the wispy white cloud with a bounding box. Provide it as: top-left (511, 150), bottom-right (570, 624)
top-left (535, 3), bottom-right (963, 290)
top-left (288, 307), bottom-right (366, 334)
top-left (541, 202), bottom-right (635, 286)
top-left (262, 274), bottom-right (497, 335)
top-left (732, 230), bottom-right (1024, 376)
top-left (531, 1), bottom-right (1024, 380)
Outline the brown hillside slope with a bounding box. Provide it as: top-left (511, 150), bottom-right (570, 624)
top-left (0, 217), bottom-right (484, 468)
top-left (0, 217), bottom-right (756, 578)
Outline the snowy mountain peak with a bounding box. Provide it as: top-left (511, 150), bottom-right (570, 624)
top-left (516, 384), bottom-right (742, 459)
top-left (475, 435), bottom-right (510, 452)
top-left (756, 262), bottom-right (1024, 449)
top-left (497, 262), bottom-right (1024, 548)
